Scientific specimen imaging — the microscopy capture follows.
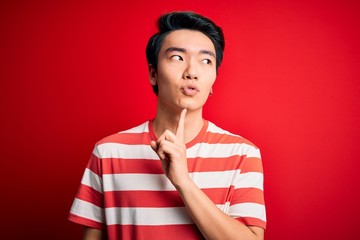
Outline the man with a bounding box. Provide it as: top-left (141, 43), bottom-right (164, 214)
top-left (69, 11), bottom-right (266, 240)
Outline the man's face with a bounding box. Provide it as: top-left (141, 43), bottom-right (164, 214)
top-left (150, 29), bottom-right (217, 112)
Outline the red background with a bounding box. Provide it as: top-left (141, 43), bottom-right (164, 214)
top-left (1, 0), bottom-right (359, 239)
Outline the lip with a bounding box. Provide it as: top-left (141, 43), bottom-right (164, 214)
top-left (181, 84), bottom-right (199, 96)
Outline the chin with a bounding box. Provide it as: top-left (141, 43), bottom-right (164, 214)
top-left (178, 98), bottom-right (207, 111)
top-left (180, 104), bottom-right (202, 112)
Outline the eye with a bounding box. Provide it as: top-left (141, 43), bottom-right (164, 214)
top-left (171, 55), bottom-right (183, 61)
top-left (202, 59), bottom-right (212, 64)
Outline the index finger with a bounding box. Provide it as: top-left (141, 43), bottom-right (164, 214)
top-left (176, 108), bottom-right (187, 142)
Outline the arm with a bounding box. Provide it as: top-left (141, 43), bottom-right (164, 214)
top-left (83, 227), bottom-right (103, 240)
top-left (176, 177), bottom-right (264, 240)
top-left (150, 109), bottom-right (264, 240)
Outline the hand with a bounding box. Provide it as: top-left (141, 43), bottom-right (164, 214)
top-left (150, 109), bottom-right (190, 187)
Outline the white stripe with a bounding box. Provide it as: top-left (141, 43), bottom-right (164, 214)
top-left (93, 144), bottom-right (159, 159)
top-left (94, 142), bottom-right (259, 159)
top-left (105, 207), bottom-right (193, 225)
top-left (103, 173), bottom-right (175, 191)
top-left (245, 147), bottom-right (261, 158)
top-left (103, 170), bottom-right (240, 191)
top-left (187, 143), bottom-right (261, 158)
top-left (216, 202), bottom-right (230, 213)
top-left (94, 141), bottom-right (259, 160)
top-left (207, 122), bottom-right (239, 136)
top-left (190, 170), bottom-right (239, 188)
top-left (120, 122), bottom-right (149, 133)
top-left (207, 122), bottom-right (262, 159)
top-left (229, 202), bottom-right (266, 222)
top-left (70, 198), bottom-right (104, 223)
top-left (236, 172), bottom-right (264, 190)
top-left (81, 168), bottom-right (103, 193)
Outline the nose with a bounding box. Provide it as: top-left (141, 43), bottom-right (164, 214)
top-left (183, 59), bottom-right (198, 80)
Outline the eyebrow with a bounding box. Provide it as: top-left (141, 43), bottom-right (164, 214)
top-left (165, 47), bottom-right (216, 58)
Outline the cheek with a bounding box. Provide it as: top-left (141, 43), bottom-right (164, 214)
top-left (204, 66), bottom-right (217, 80)
top-left (202, 80), bottom-right (216, 97)
top-left (204, 73), bottom-right (216, 89)
top-left (157, 66), bottom-right (180, 82)
top-left (156, 71), bottom-right (171, 87)
top-left (156, 73), bottom-right (179, 95)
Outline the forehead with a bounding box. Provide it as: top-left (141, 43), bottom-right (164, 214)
top-left (160, 29), bottom-right (215, 54)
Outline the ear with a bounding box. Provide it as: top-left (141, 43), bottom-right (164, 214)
top-left (148, 64), bottom-right (157, 86)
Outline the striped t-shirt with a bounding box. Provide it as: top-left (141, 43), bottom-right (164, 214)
top-left (69, 120), bottom-right (266, 239)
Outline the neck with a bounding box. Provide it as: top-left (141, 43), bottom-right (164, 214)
top-left (153, 107), bottom-right (204, 144)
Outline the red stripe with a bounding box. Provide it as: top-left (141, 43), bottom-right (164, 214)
top-left (231, 188), bottom-right (265, 205)
top-left (103, 188), bottom-right (233, 208)
top-left (204, 132), bottom-right (259, 147)
top-left (104, 190), bottom-right (183, 208)
top-left (97, 132), bottom-right (152, 145)
top-left (101, 155), bottom-right (249, 174)
top-left (188, 155), bottom-right (243, 172)
top-left (76, 184), bottom-right (103, 207)
top-left (202, 187), bottom-right (233, 204)
top-left (236, 216), bottom-right (266, 230)
top-left (94, 128), bottom-right (258, 147)
top-left (241, 157), bottom-right (263, 173)
top-left (87, 154), bottom-right (102, 175)
top-left (68, 213), bottom-right (104, 229)
top-left (107, 224), bottom-right (203, 240)
top-left (76, 186), bottom-right (264, 209)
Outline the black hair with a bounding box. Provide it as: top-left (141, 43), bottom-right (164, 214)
top-left (146, 11), bottom-right (225, 95)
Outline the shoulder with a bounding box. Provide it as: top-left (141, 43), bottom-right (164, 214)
top-left (206, 121), bottom-right (260, 150)
top-left (96, 121), bottom-right (150, 145)
top-left (91, 121), bottom-right (152, 158)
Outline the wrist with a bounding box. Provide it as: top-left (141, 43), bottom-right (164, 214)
top-left (173, 176), bottom-right (195, 192)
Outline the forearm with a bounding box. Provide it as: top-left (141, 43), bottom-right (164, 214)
top-left (176, 180), bottom-right (263, 240)
top-left (83, 227), bottom-right (103, 240)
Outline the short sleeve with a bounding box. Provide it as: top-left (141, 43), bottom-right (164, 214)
top-left (68, 146), bottom-right (105, 229)
top-left (229, 145), bottom-right (266, 229)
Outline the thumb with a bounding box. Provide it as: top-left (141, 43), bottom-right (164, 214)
top-left (150, 140), bottom-right (158, 151)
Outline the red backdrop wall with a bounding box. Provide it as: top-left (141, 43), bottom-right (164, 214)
top-left (1, 0), bottom-right (359, 239)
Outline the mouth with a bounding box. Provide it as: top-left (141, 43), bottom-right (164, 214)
top-left (181, 85), bottom-right (199, 96)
